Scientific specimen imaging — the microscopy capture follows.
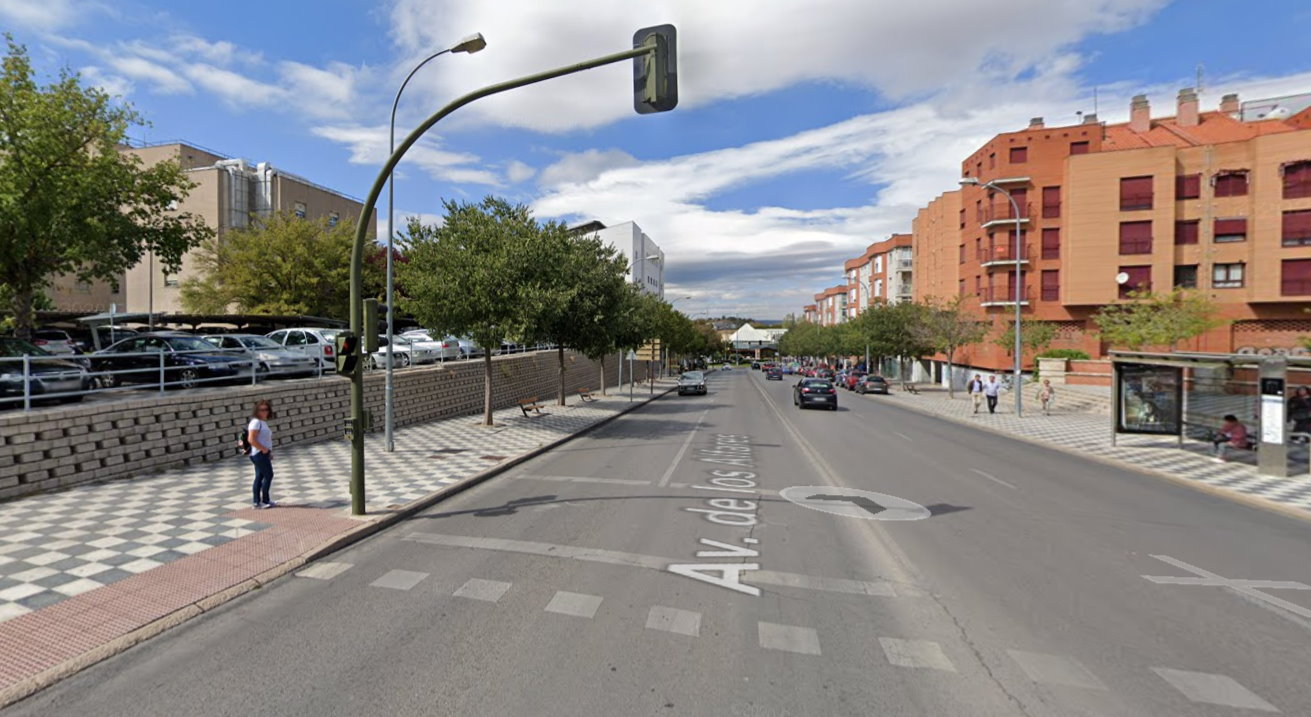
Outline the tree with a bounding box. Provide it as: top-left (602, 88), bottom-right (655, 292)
top-left (1093, 288), bottom-right (1223, 350)
top-left (180, 212), bottom-right (385, 317)
top-left (0, 37), bottom-right (212, 335)
top-left (992, 318), bottom-right (1058, 358)
top-left (916, 295), bottom-right (988, 398)
top-left (399, 197), bottom-right (539, 426)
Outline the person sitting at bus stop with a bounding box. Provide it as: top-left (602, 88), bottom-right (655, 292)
top-left (1212, 414), bottom-right (1248, 463)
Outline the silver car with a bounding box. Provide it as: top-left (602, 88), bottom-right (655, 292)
top-left (203, 334), bottom-right (318, 378)
top-left (397, 331), bottom-right (456, 361)
top-left (265, 327), bottom-right (342, 372)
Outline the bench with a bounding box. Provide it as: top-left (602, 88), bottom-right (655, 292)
top-left (517, 397), bottom-right (545, 417)
top-left (577, 387), bottom-right (596, 403)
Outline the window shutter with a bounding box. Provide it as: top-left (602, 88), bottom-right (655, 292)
top-left (1213, 171), bottom-right (1249, 197)
top-left (1118, 221), bottom-right (1153, 254)
top-left (1119, 176), bottom-right (1153, 210)
top-left (1284, 210), bottom-right (1311, 246)
top-left (1284, 162), bottom-right (1311, 199)
top-left (1283, 259), bottom-right (1311, 296)
top-left (1041, 228), bottom-right (1060, 258)
top-left (1042, 186), bottom-right (1061, 218)
top-left (1174, 220), bottom-right (1199, 245)
top-left (1119, 266), bottom-right (1151, 298)
top-left (1175, 174), bottom-right (1200, 200)
top-left (1009, 146), bottom-right (1027, 163)
top-left (1041, 270), bottom-right (1059, 300)
top-left (1070, 141), bottom-right (1090, 155)
top-left (1214, 217), bottom-right (1247, 241)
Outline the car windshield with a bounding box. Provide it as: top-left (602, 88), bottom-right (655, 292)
top-left (682, 371), bottom-right (704, 380)
top-left (801, 379), bottom-right (832, 389)
top-left (0, 337), bottom-right (52, 357)
top-left (239, 336), bottom-right (281, 350)
top-left (163, 336), bottom-right (218, 352)
top-left (319, 330), bottom-right (341, 342)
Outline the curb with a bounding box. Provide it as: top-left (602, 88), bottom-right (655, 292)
top-left (0, 385), bottom-right (674, 711)
top-left (872, 392), bottom-right (1311, 527)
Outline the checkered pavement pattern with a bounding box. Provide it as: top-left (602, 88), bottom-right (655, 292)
top-left (0, 387), bottom-right (668, 625)
top-left (881, 388), bottom-right (1311, 514)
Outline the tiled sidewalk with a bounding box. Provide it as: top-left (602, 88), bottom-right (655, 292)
top-left (0, 383), bottom-right (671, 703)
top-left (876, 387), bottom-right (1311, 515)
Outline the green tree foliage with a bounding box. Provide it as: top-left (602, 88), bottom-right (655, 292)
top-left (179, 212), bottom-right (384, 317)
top-left (399, 197), bottom-right (541, 425)
top-left (914, 295), bottom-right (987, 397)
top-left (1093, 288), bottom-right (1223, 350)
top-left (0, 37), bottom-right (211, 335)
top-left (993, 318), bottom-right (1058, 357)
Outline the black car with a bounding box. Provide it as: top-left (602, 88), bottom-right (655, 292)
top-left (765, 367), bottom-right (783, 380)
top-left (856, 375), bottom-right (890, 395)
top-left (0, 337), bottom-right (90, 405)
top-left (677, 370), bottom-right (707, 396)
top-left (91, 333), bottom-right (254, 389)
top-left (751, 361), bottom-right (761, 370)
top-left (793, 378), bottom-right (837, 410)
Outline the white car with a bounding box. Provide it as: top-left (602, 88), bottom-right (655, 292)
top-left (369, 335), bottom-right (415, 369)
top-left (203, 334), bottom-right (318, 378)
top-left (265, 327), bottom-right (343, 372)
top-left (400, 330), bottom-right (461, 360)
top-left (391, 335), bottom-right (443, 364)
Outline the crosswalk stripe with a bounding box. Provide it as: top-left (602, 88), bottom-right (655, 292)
top-left (1007, 650), bottom-right (1106, 690)
top-left (544, 590), bottom-right (603, 618)
top-left (879, 638), bottom-right (956, 672)
top-left (295, 561), bottom-right (353, 580)
top-left (370, 569), bottom-right (428, 591)
top-left (1152, 668), bottom-right (1279, 712)
top-left (453, 578), bottom-right (512, 603)
top-left (758, 622), bottom-right (822, 655)
top-left (645, 606), bottom-right (701, 637)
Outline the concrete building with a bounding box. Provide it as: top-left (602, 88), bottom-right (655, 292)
top-left (802, 304), bottom-right (818, 323)
top-left (50, 141), bottom-right (371, 315)
top-left (813, 285), bottom-right (847, 326)
top-left (842, 234), bottom-right (914, 318)
top-left (571, 220), bottom-right (665, 298)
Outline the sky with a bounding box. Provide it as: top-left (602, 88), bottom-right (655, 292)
top-left (4, 0), bottom-right (1311, 320)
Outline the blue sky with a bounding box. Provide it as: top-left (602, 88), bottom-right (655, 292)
top-left (4, 0), bottom-right (1311, 319)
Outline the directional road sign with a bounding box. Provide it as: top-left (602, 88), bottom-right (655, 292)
top-left (779, 485), bottom-right (931, 521)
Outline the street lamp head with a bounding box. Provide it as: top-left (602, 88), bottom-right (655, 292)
top-left (450, 33), bottom-right (487, 54)
top-left (958, 177), bottom-right (980, 187)
top-left (644, 254), bottom-right (662, 262)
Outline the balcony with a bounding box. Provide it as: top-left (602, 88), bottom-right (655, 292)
top-left (979, 285), bottom-right (1030, 307)
top-left (978, 243), bottom-right (1030, 267)
top-left (980, 202), bottom-right (1032, 229)
top-left (894, 283), bottom-right (913, 299)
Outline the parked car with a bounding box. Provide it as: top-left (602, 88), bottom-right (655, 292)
top-left (202, 334), bottom-right (318, 378)
top-left (751, 361), bottom-right (761, 370)
top-left (793, 378), bottom-right (838, 410)
top-left (400, 330), bottom-right (461, 360)
top-left (766, 367), bottom-right (783, 380)
top-left (265, 327), bottom-right (342, 372)
top-left (91, 333), bottom-right (254, 389)
top-left (856, 374), bottom-right (890, 395)
top-left (66, 326), bottom-right (139, 353)
top-left (843, 371), bottom-right (867, 390)
top-left (677, 370), bottom-right (707, 396)
top-left (30, 329), bottom-right (80, 355)
top-left (390, 335), bottom-right (443, 364)
top-left (368, 335), bottom-right (415, 369)
top-left (0, 337), bottom-right (90, 404)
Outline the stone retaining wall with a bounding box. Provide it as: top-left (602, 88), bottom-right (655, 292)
top-left (0, 350), bottom-right (651, 501)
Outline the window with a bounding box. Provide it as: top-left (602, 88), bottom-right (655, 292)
top-left (1174, 220), bottom-right (1199, 245)
top-left (1283, 161), bottom-right (1311, 199)
top-left (958, 244), bottom-right (965, 264)
top-left (1213, 171), bottom-right (1248, 197)
top-left (284, 331), bottom-right (307, 346)
top-left (874, 256), bottom-right (883, 273)
top-left (1070, 141), bottom-right (1090, 155)
top-left (1009, 146), bottom-right (1027, 164)
top-left (1010, 188), bottom-right (1027, 216)
top-left (1041, 186), bottom-right (1060, 218)
top-left (958, 208), bottom-right (965, 229)
top-left (1118, 221), bottom-right (1153, 254)
top-left (975, 199), bottom-right (983, 223)
top-left (958, 279), bottom-right (965, 295)
top-left (988, 152), bottom-right (996, 169)
top-left (328, 212), bottom-right (339, 227)
top-left (1118, 265), bottom-right (1151, 298)
top-left (1212, 262), bottom-right (1245, 289)
top-left (1282, 259), bottom-right (1311, 296)
top-left (1041, 270), bottom-right (1059, 301)
top-left (1214, 217), bottom-right (1247, 243)
top-left (1176, 173), bottom-right (1201, 200)
top-left (1041, 228), bottom-right (1060, 259)
top-left (162, 273), bottom-right (178, 287)
top-left (293, 201), bottom-right (307, 219)
top-left (1283, 209), bottom-right (1311, 246)
top-left (1174, 265), bottom-right (1198, 289)
top-left (74, 281), bottom-right (91, 294)
top-left (1119, 176), bottom-right (1153, 211)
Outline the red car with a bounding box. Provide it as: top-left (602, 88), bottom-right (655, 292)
top-left (843, 371), bottom-right (866, 390)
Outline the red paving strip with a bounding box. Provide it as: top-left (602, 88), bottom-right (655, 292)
top-left (0, 504), bottom-right (362, 696)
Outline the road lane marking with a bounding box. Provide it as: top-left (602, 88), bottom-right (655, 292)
top-left (969, 468), bottom-right (1018, 490)
top-left (296, 561), bottom-right (353, 580)
top-left (893, 431), bottom-right (912, 442)
top-left (659, 408), bottom-right (710, 486)
top-left (780, 485), bottom-right (931, 521)
top-left (516, 474), bottom-right (652, 486)
top-left (879, 638), bottom-right (957, 672)
top-left (1151, 668), bottom-right (1278, 712)
top-left (1142, 554), bottom-right (1311, 620)
top-left (453, 578), bottom-right (512, 602)
top-left (544, 590), bottom-right (603, 618)
top-left (370, 569), bottom-right (428, 591)
top-left (1007, 650), bottom-right (1106, 690)
top-left (758, 622), bottom-right (822, 655)
top-left (646, 606), bottom-right (701, 636)
top-left (403, 532), bottom-right (903, 597)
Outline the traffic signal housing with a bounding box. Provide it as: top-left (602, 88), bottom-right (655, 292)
top-left (363, 299), bottom-right (380, 354)
top-left (633, 25), bottom-right (677, 114)
top-left (335, 331), bottom-right (360, 375)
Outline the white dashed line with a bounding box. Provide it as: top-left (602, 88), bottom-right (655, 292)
top-left (879, 638), bottom-right (956, 672)
top-left (453, 578), bottom-right (512, 603)
top-left (893, 431), bottom-right (913, 442)
top-left (370, 569), bottom-right (428, 591)
top-left (758, 622), bottom-right (822, 655)
top-left (970, 468), bottom-right (1018, 489)
top-left (544, 590), bottom-right (603, 618)
top-left (646, 606), bottom-right (701, 637)
top-left (659, 408), bottom-right (710, 486)
top-left (1007, 650), bottom-right (1106, 689)
top-left (1152, 668), bottom-right (1278, 712)
top-left (516, 474), bottom-right (651, 486)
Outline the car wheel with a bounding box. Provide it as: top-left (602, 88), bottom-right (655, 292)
top-left (398, 353), bottom-right (411, 368)
top-left (97, 373), bottom-right (119, 389)
top-left (178, 367), bottom-right (199, 389)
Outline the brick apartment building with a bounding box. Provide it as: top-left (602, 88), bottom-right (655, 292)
top-left (51, 141), bottom-right (372, 315)
top-left (842, 234), bottom-right (913, 319)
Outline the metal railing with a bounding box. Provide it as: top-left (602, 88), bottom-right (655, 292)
top-left (979, 285), bottom-right (1031, 305)
top-left (980, 202), bottom-right (1032, 224)
top-left (978, 243), bottom-right (1030, 264)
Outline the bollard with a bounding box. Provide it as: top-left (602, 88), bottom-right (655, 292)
top-left (22, 354), bottom-right (31, 412)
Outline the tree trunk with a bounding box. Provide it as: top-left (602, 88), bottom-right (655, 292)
top-left (599, 354), bottom-right (606, 396)
top-left (945, 348), bottom-right (955, 399)
top-left (557, 345), bottom-right (566, 406)
top-left (12, 286), bottom-right (34, 341)
top-left (482, 351), bottom-right (493, 426)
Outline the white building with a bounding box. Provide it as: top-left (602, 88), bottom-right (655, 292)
top-left (571, 220), bottom-right (665, 298)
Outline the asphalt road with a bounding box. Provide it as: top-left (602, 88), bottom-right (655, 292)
top-left (9, 369), bottom-right (1311, 716)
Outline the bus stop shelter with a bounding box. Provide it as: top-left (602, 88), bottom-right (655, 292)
top-left (1110, 350), bottom-right (1307, 477)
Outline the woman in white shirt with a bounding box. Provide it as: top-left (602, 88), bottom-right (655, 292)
top-left (247, 399), bottom-right (276, 509)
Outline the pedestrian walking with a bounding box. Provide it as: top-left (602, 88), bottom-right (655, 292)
top-left (1288, 386), bottom-right (1311, 438)
top-left (983, 375), bottom-right (1001, 414)
top-left (1035, 379), bottom-right (1056, 416)
top-left (246, 399), bottom-right (277, 509)
top-left (967, 374), bottom-right (985, 414)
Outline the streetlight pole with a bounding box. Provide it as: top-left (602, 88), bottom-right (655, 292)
top-left (384, 33), bottom-right (487, 454)
top-left (961, 177), bottom-right (1024, 416)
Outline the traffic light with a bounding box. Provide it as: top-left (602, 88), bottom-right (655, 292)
top-left (633, 25), bottom-right (677, 114)
top-left (363, 299), bottom-right (380, 354)
top-left (335, 331), bottom-right (360, 375)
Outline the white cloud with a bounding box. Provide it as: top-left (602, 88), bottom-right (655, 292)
top-left (538, 149), bottom-right (639, 187)
top-left (183, 63), bottom-right (285, 109)
top-left (310, 124), bottom-right (499, 186)
top-left (169, 35), bottom-right (241, 66)
top-left (279, 60), bottom-right (364, 119)
top-left (78, 65), bottom-right (131, 97)
top-left (505, 159), bottom-right (535, 184)
top-left (107, 55), bottom-right (191, 94)
top-left (388, 0), bottom-right (1167, 132)
top-left (0, 0), bottom-right (84, 30)
top-left (377, 211), bottom-right (444, 240)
